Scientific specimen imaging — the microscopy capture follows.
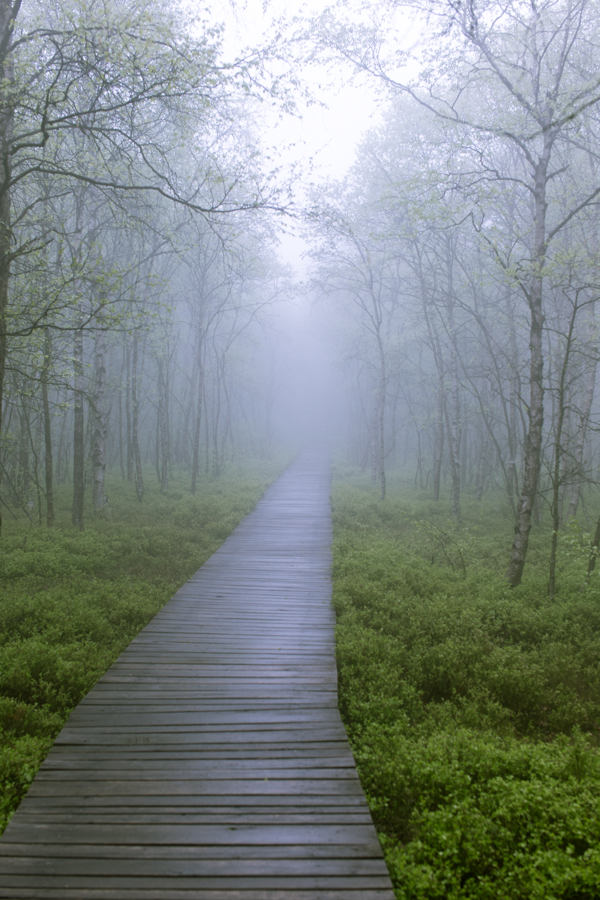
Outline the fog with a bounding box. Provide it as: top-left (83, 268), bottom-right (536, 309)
top-left (2, 0), bottom-right (600, 585)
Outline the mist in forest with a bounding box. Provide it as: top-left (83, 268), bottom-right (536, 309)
top-left (0, 0), bottom-right (600, 592)
top-left (264, 298), bottom-right (344, 449)
top-left (6, 3), bottom-right (600, 892)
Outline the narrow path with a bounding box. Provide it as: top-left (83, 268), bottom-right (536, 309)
top-left (0, 453), bottom-right (394, 899)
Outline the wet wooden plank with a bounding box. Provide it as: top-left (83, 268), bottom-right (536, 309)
top-left (36, 766), bottom-right (361, 781)
top-left (40, 756), bottom-right (356, 771)
top-left (0, 890), bottom-right (394, 900)
top-left (0, 452), bottom-right (394, 899)
top-left (10, 799), bottom-right (366, 811)
top-left (0, 876), bottom-right (394, 891)
top-left (2, 822), bottom-right (381, 844)
top-left (0, 844), bottom-right (381, 860)
top-left (0, 858), bottom-right (390, 876)
top-left (8, 814), bottom-right (376, 827)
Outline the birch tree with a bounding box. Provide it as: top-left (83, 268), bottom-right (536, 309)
top-left (0, 0), bottom-right (281, 532)
top-left (317, 0), bottom-right (600, 583)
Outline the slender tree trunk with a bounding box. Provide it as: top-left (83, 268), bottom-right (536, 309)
top-left (370, 408), bottom-right (378, 484)
top-left (131, 333), bottom-right (143, 502)
top-left (506, 149), bottom-right (551, 586)
top-left (182, 360), bottom-right (196, 468)
top-left (567, 348), bottom-right (597, 520)
top-left (118, 350), bottom-right (125, 481)
top-left (72, 325), bottom-right (85, 530)
top-left (56, 402), bottom-right (67, 485)
top-left (359, 428), bottom-right (370, 473)
top-left (164, 351), bottom-right (172, 479)
top-left (17, 393), bottom-right (30, 507)
top-left (460, 426), bottom-right (468, 489)
top-left (155, 404), bottom-right (161, 482)
top-left (558, 401), bottom-right (572, 524)
top-left (548, 303), bottom-right (578, 599)
top-left (118, 387), bottom-right (125, 481)
top-left (125, 341), bottom-right (133, 481)
top-left (26, 403), bottom-right (42, 522)
top-left (0, 3), bottom-right (14, 536)
top-left (218, 363), bottom-right (231, 476)
top-left (505, 292), bottom-right (521, 508)
top-left (91, 317), bottom-right (109, 515)
top-left (377, 340), bottom-right (386, 501)
top-left (444, 393), bottom-right (461, 522)
top-left (418, 244), bottom-right (456, 512)
top-left (157, 357), bottom-right (168, 492)
top-left (41, 328), bottom-right (54, 527)
top-left (432, 382), bottom-right (444, 502)
top-left (0, 215), bottom-right (7, 534)
top-left (446, 267), bottom-right (462, 522)
top-left (475, 427), bottom-right (489, 502)
top-left (587, 513), bottom-right (600, 579)
top-left (415, 429), bottom-right (423, 489)
top-left (213, 363), bottom-right (221, 478)
top-left (204, 375), bottom-right (210, 475)
top-left (191, 335), bottom-right (204, 494)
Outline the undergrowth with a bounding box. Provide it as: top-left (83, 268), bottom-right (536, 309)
top-left (332, 473), bottom-right (600, 900)
top-left (0, 461), bottom-right (280, 833)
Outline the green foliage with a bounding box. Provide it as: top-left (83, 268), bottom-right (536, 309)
top-left (332, 476), bottom-right (600, 899)
top-left (0, 463), bottom-right (278, 833)
top-left (363, 727), bottom-right (600, 900)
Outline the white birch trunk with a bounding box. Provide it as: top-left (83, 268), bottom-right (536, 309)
top-left (91, 318), bottom-right (109, 514)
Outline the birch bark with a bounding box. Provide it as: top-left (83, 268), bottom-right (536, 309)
top-left (0, 0), bottom-right (16, 535)
top-left (131, 333), bottom-right (143, 502)
top-left (91, 316), bottom-right (109, 514)
top-left (72, 324), bottom-right (85, 530)
top-left (41, 328), bottom-right (54, 527)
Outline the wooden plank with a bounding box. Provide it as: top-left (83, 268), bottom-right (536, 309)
top-left (36, 766), bottom-right (360, 780)
top-left (55, 727), bottom-right (349, 738)
top-left (26, 779), bottom-right (367, 797)
top-left (65, 710), bottom-right (342, 725)
top-left (43, 747), bottom-right (355, 760)
top-left (0, 889), bottom-right (395, 900)
top-left (7, 814), bottom-right (376, 827)
top-left (3, 823), bottom-right (381, 845)
top-left (0, 844), bottom-right (382, 860)
top-left (0, 452), bottom-right (393, 898)
top-left (10, 801), bottom-right (368, 812)
top-left (40, 756), bottom-right (356, 770)
top-left (0, 858), bottom-right (390, 876)
top-left (0, 875), bottom-right (394, 890)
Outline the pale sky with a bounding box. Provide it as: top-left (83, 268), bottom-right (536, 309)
top-left (205, 0), bottom-right (384, 272)
top-left (204, 0), bottom-right (422, 273)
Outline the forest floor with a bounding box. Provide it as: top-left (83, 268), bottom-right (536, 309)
top-left (331, 466), bottom-right (600, 900)
top-left (0, 460), bottom-right (283, 834)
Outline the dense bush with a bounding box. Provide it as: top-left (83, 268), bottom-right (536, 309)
top-left (332, 477), bottom-right (600, 899)
top-left (0, 463), bottom-right (278, 832)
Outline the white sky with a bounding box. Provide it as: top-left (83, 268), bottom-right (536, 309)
top-left (203, 0), bottom-right (424, 276)
top-left (206, 0), bottom-right (386, 272)
top-left (268, 79), bottom-right (382, 273)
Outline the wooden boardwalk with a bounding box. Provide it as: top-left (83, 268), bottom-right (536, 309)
top-left (0, 453), bottom-right (394, 899)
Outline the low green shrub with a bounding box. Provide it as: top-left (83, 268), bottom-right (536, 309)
top-left (361, 726), bottom-right (600, 900)
top-left (332, 476), bottom-right (600, 899)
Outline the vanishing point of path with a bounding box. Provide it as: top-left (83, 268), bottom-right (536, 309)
top-left (0, 452), bottom-right (395, 899)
